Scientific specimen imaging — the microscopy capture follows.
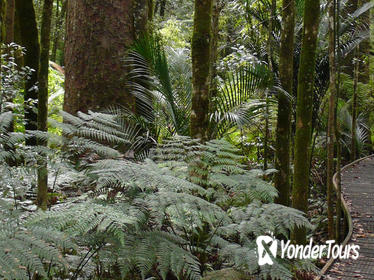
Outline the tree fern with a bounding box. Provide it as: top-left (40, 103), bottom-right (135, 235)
top-left (151, 137), bottom-right (277, 206)
top-left (0, 200), bottom-right (74, 280)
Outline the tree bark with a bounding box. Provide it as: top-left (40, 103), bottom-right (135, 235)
top-left (15, 0), bottom-right (40, 145)
top-left (351, 48), bottom-right (359, 161)
top-left (64, 0), bottom-right (149, 115)
top-left (335, 0), bottom-right (343, 242)
top-left (208, 0), bottom-right (224, 139)
top-left (209, 0), bottom-right (221, 101)
top-left (370, 0), bottom-right (374, 97)
top-left (0, 0), bottom-right (6, 41)
top-left (263, 0), bottom-right (276, 171)
top-left (327, 0), bottom-right (337, 240)
top-left (274, 0), bottom-right (295, 206)
top-left (36, 0), bottom-right (53, 210)
top-left (5, 0), bottom-right (15, 43)
top-left (52, 0), bottom-right (66, 65)
top-left (190, 0), bottom-right (213, 141)
top-left (292, 0), bottom-right (320, 244)
top-left (3, 0), bottom-right (16, 152)
top-left (51, 0), bottom-right (61, 62)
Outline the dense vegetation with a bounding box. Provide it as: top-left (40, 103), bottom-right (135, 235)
top-left (0, 0), bottom-right (373, 279)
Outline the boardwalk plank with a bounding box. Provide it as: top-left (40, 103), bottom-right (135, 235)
top-left (325, 158), bottom-right (374, 279)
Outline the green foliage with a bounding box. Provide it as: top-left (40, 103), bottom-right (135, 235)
top-left (159, 17), bottom-right (192, 49)
top-left (337, 102), bottom-right (370, 157)
top-left (0, 44), bottom-right (32, 114)
top-left (152, 137), bottom-right (277, 207)
top-left (0, 131), bottom-right (314, 279)
top-left (211, 63), bottom-right (274, 138)
top-left (48, 66), bottom-right (65, 133)
top-left (0, 200), bottom-right (74, 280)
top-left (127, 33), bottom-right (192, 136)
top-left (128, 34), bottom-right (274, 140)
top-left (50, 110), bottom-right (156, 161)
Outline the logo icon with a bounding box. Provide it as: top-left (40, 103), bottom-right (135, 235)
top-left (256, 234), bottom-right (278, 266)
top-left (256, 235), bottom-right (360, 266)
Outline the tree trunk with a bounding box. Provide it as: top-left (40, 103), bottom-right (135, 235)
top-left (5, 0), bottom-right (15, 43)
top-left (292, 0), bottom-right (320, 244)
top-left (0, 0), bottom-right (6, 41)
top-left (190, 0), bottom-right (213, 141)
top-left (209, 0), bottom-right (220, 101)
top-left (335, 0), bottom-right (343, 242)
top-left (15, 0), bottom-right (40, 145)
top-left (36, 0), bottom-right (53, 210)
top-left (357, 0), bottom-right (370, 83)
top-left (52, 0), bottom-right (66, 65)
top-left (274, 0), bottom-right (295, 206)
top-left (51, 0), bottom-right (61, 62)
top-left (3, 0), bottom-right (16, 155)
top-left (64, 0), bottom-right (149, 115)
top-left (351, 48), bottom-right (359, 161)
top-left (0, 0), bottom-right (3, 119)
top-left (327, 0), bottom-right (337, 240)
top-left (263, 0), bottom-right (276, 171)
top-left (370, 0), bottom-right (374, 97)
top-left (208, 0), bottom-right (223, 139)
top-left (160, 0), bottom-right (166, 18)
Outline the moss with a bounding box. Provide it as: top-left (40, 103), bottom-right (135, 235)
top-left (190, 0), bottom-right (213, 141)
top-left (292, 0), bottom-right (320, 244)
top-left (37, 0), bottom-right (53, 210)
top-left (274, 0), bottom-right (295, 206)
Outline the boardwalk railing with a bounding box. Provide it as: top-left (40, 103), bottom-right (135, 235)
top-left (315, 155), bottom-right (374, 280)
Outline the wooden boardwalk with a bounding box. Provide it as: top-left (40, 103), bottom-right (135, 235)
top-left (325, 157), bottom-right (374, 279)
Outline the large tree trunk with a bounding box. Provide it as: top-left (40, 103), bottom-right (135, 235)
top-left (327, 0), bottom-right (337, 240)
top-left (36, 0), bottom-right (53, 210)
top-left (15, 0), bottom-right (40, 145)
top-left (292, 0), bottom-right (320, 244)
top-left (190, 0), bottom-right (213, 141)
top-left (64, 0), bottom-right (149, 115)
top-left (274, 0), bottom-right (295, 206)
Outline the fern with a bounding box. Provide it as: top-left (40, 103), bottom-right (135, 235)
top-left (0, 200), bottom-right (74, 280)
top-left (152, 137), bottom-right (277, 206)
top-left (118, 231), bottom-right (201, 280)
top-left (0, 125), bottom-right (314, 280)
top-left (51, 110), bottom-right (156, 161)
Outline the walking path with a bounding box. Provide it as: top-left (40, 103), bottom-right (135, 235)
top-left (324, 156), bottom-right (374, 279)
